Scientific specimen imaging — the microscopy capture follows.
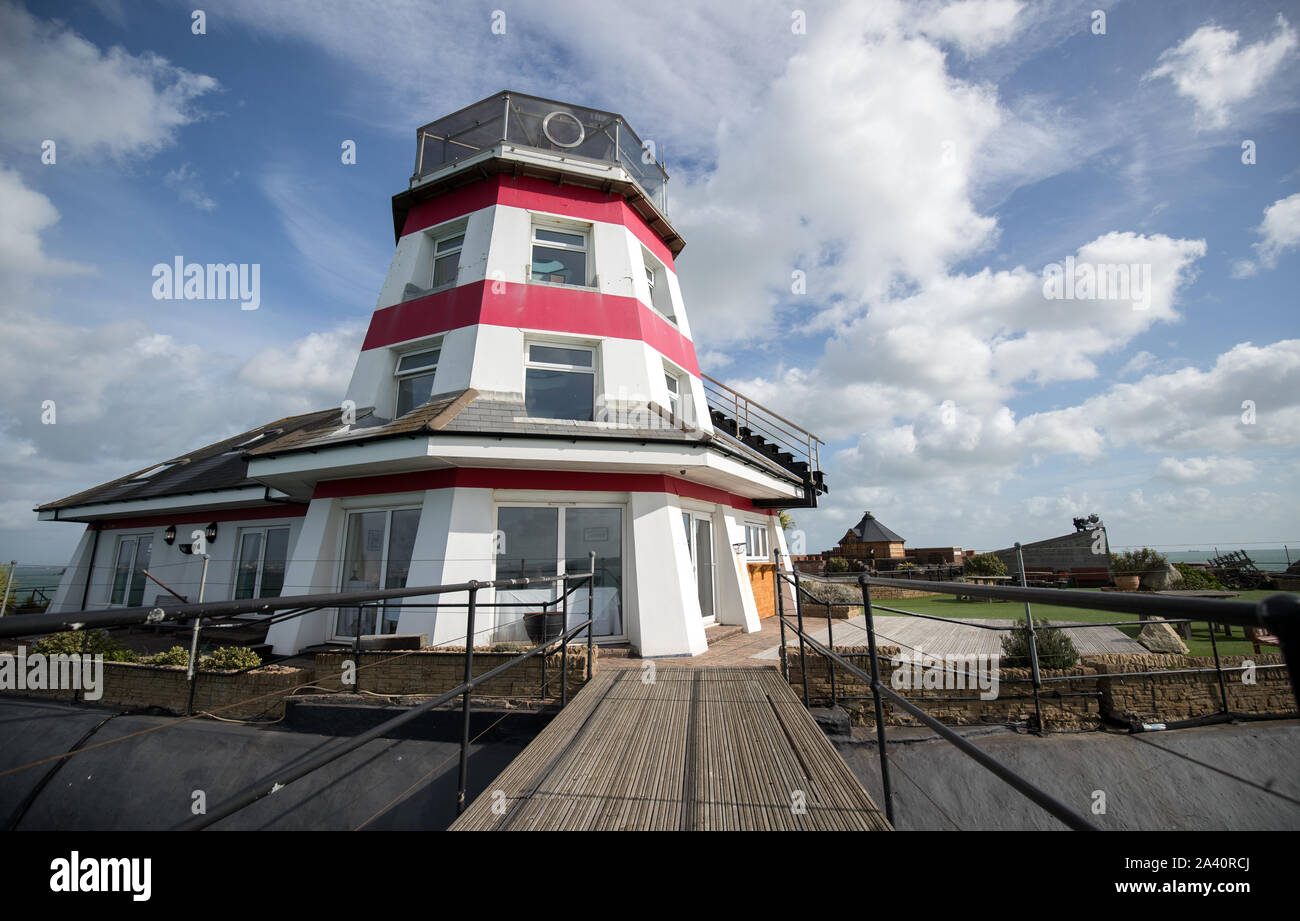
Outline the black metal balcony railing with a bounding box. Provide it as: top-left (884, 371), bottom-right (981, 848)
top-left (703, 374), bottom-right (825, 497)
top-left (413, 91), bottom-right (669, 214)
top-left (773, 548), bottom-right (1300, 831)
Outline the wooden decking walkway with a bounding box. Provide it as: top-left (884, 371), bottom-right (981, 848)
top-left (451, 667), bottom-right (891, 831)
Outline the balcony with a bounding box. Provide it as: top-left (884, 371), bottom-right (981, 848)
top-left (702, 374), bottom-right (827, 505)
top-left (413, 91), bottom-right (670, 215)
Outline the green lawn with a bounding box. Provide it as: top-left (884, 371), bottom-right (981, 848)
top-left (858, 588), bottom-right (1294, 658)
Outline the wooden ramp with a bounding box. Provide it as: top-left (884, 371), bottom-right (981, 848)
top-left (451, 667), bottom-right (891, 831)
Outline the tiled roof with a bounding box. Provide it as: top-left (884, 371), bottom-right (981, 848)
top-left (247, 389), bottom-right (711, 457)
top-left (38, 408), bottom-right (341, 511)
top-left (848, 511), bottom-right (904, 544)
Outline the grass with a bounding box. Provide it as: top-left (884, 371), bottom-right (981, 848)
top-left (855, 588), bottom-right (1294, 659)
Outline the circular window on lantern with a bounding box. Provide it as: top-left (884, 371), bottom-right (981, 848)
top-left (541, 110), bottom-right (585, 148)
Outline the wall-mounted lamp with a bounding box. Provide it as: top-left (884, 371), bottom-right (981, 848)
top-left (163, 525), bottom-right (176, 545)
top-left (732, 541), bottom-right (747, 555)
top-left (205, 522), bottom-right (219, 544)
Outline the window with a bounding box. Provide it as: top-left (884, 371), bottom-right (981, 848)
top-left (431, 230), bottom-right (464, 288)
top-left (531, 223), bottom-right (589, 286)
top-left (234, 526), bottom-right (291, 600)
top-left (110, 535), bottom-right (153, 606)
top-left (642, 249), bottom-right (676, 324)
top-left (664, 368), bottom-right (682, 418)
top-left (525, 343), bottom-right (595, 420)
top-left (334, 508), bottom-right (421, 638)
top-left (394, 345), bottom-right (440, 417)
top-left (745, 522), bottom-right (769, 560)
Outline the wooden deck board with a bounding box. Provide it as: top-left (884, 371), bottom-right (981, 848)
top-left (451, 667), bottom-right (890, 831)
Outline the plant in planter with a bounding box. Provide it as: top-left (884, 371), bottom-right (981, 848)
top-left (800, 580), bottom-right (862, 619)
top-left (1000, 619), bottom-right (1080, 669)
top-left (1109, 548), bottom-right (1167, 590)
top-left (826, 556), bottom-right (850, 574)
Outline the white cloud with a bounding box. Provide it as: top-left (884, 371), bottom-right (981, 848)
top-left (0, 1), bottom-right (218, 160)
top-left (1145, 14), bottom-right (1298, 129)
top-left (915, 0), bottom-right (1026, 56)
top-left (1155, 455), bottom-right (1257, 485)
top-left (239, 327), bottom-right (364, 399)
top-left (1235, 191), bottom-right (1300, 276)
top-left (0, 168), bottom-right (94, 278)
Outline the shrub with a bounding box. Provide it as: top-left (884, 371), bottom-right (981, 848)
top-left (1173, 563), bottom-right (1225, 591)
top-left (826, 556), bottom-right (850, 574)
top-left (1110, 547), bottom-right (1167, 575)
top-left (800, 580), bottom-right (862, 606)
top-left (1000, 619), bottom-right (1079, 669)
top-left (964, 553), bottom-right (1008, 577)
top-left (30, 630), bottom-right (138, 663)
top-left (199, 646), bottom-right (263, 671)
top-left (147, 646), bottom-right (192, 667)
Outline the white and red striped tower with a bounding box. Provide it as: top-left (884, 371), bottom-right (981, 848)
top-left (260, 92), bottom-right (825, 657)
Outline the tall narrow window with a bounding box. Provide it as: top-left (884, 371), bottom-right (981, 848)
top-left (525, 343), bottom-right (595, 420)
top-left (642, 249), bottom-right (676, 324)
top-left (234, 526), bottom-right (291, 600)
top-left (664, 368), bottom-right (682, 418)
top-left (431, 230), bottom-right (464, 288)
top-left (394, 345), bottom-right (440, 417)
top-left (110, 535), bottom-right (153, 606)
top-left (531, 224), bottom-right (589, 286)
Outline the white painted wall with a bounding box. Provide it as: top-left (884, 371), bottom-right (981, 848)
top-left (628, 492), bottom-right (708, 657)
top-left (267, 500), bottom-right (347, 654)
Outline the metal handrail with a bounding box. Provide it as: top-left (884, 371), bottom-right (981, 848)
top-left (773, 552), bottom-right (1300, 830)
top-left (701, 374), bottom-right (823, 475)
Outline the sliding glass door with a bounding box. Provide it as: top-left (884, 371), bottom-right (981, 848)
top-left (494, 505), bottom-right (623, 643)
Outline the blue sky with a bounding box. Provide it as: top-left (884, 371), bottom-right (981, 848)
top-left (1, 0), bottom-right (1298, 565)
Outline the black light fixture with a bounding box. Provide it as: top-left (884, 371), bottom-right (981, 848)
top-left (205, 522), bottom-right (219, 544)
top-left (163, 525), bottom-right (176, 545)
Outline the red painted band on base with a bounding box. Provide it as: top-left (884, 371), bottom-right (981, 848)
top-left (312, 468), bottom-right (772, 514)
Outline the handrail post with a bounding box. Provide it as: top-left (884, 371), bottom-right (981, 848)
top-left (774, 550), bottom-right (790, 684)
top-left (1208, 619), bottom-right (1229, 716)
top-left (456, 582), bottom-right (478, 815)
top-left (560, 573), bottom-right (569, 708)
top-left (1015, 542), bottom-right (1045, 734)
top-left (826, 598), bottom-right (837, 709)
top-left (352, 608), bottom-right (363, 695)
top-left (786, 553), bottom-right (810, 707)
top-left (859, 575), bottom-right (894, 826)
top-left (587, 551), bottom-right (595, 682)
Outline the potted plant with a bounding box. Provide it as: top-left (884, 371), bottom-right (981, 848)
top-left (1109, 548), bottom-right (1166, 591)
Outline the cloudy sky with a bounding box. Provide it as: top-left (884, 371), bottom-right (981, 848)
top-left (1, 0), bottom-right (1298, 565)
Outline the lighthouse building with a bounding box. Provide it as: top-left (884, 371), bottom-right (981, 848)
top-left (38, 92), bottom-right (826, 658)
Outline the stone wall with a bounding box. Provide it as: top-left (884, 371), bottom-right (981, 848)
top-left (313, 644), bottom-right (597, 699)
top-left (783, 646), bottom-right (1099, 729)
top-left (783, 647), bottom-right (1295, 728)
top-left (4, 660), bottom-right (311, 720)
top-left (1085, 653), bottom-right (1294, 723)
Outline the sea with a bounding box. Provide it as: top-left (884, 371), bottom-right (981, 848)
top-left (5, 564), bottom-right (67, 601)
top-left (1156, 548), bottom-right (1295, 569)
